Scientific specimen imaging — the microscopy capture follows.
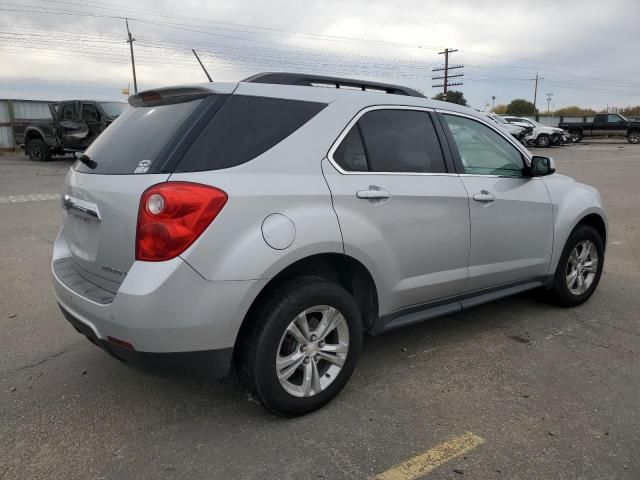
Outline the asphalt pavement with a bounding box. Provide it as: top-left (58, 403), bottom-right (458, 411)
top-left (1, 142), bottom-right (639, 479)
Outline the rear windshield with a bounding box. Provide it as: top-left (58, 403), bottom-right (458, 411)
top-left (75, 99), bottom-right (203, 174)
top-left (174, 95), bottom-right (326, 172)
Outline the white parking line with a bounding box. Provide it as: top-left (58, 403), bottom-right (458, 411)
top-left (0, 193), bottom-right (61, 204)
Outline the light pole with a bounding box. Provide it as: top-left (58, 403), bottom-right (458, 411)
top-left (546, 92), bottom-right (554, 114)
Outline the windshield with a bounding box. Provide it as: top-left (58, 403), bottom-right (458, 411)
top-left (618, 114), bottom-right (629, 122)
top-left (99, 102), bottom-right (128, 117)
top-left (491, 115), bottom-right (508, 124)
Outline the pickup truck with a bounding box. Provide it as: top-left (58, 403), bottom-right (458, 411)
top-left (14, 100), bottom-right (127, 161)
top-left (559, 113), bottom-right (640, 144)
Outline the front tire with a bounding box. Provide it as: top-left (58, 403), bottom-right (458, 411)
top-left (26, 138), bottom-right (51, 161)
top-left (550, 225), bottom-right (604, 307)
top-left (569, 129), bottom-right (583, 143)
top-left (237, 276), bottom-right (362, 416)
top-left (536, 134), bottom-right (551, 148)
top-left (628, 130), bottom-right (640, 144)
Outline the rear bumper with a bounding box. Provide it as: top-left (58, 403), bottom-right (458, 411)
top-left (52, 231), bottom-right (268, 369)
top-left (59, 304), bottom-right (233, 378)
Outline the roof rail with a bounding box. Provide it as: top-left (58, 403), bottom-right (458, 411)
top-left (242, 72), bottom-right (425, 98)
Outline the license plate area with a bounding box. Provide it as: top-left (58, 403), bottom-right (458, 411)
top-left (67, 212), bottom-right (100, 262)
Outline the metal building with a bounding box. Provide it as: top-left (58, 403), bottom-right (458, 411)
top-left (0, 99), bottom-right (52, 149)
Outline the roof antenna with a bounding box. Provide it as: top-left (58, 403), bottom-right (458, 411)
top-left (192, 49), bottom-right (213, 82)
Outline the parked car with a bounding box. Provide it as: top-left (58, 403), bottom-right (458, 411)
top-left (14, 100), bottom-right (128, 161)
top-left (52, 73), bottom-right (607, 416)
top-left (558, 113), bottom-right (640, 144)
top-left (502, 116), bottom-right (569, 147)
top-left (484, 112), bottom-right (531, 143)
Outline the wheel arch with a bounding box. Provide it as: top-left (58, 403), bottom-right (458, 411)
top-left (549, 206), bottom-right (607, 275)
top-left (24, 127), bottom-right (45, 144)
top-left (575, 212), bottom-right (607, 245)
top-left (627, 127), bottom-right (640, 139)
top-left (233, 252), bottom-right (379, 355)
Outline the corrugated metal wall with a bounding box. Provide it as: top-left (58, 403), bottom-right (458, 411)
top-left (12, 100), bottom-right (52, 120)
top-left (0, 101), bottom-right (9, 123)
top-left (0, 127), bottom-right (13, 148)
top-left (0, 101), bottom-right (13, 148)
top-left (0, 99), bottom-right (52, 148)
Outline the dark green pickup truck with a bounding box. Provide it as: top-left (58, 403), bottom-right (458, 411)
top-left (559, 113), bottom-right (640, 144)
top-left (14, 100), bottom-right (127, 161)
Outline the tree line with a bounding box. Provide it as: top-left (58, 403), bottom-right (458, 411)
top-left (432, 90), bottom-right (640, 117)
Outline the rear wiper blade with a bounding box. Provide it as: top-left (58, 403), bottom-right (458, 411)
top-left (76, 153), bottom-right (97, 169)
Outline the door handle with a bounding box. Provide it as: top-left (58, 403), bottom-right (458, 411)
top-left (356, 187), bottom-right (390, 200)
top-left (472, 190), bottom-right (496, 203)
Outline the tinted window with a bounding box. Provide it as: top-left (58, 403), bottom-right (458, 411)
top-left (175, 96), bottom-right (326, 172)
top-left (607, 114), bottom-right (622, 123)
top-left (333, 126), bottom-right (368, 171)
top-left (99, 102), bottom-right (128, 117)
top-left (61, 103), bottom-right (75, 120)
top-left (334, 110), bottom-right (446, 173)
top-left (75, 99), bottom-right (203, 174)
top-left (444, 114), bottom-right (524, 177)
top-left (82, 104), bottom-right (100, 122)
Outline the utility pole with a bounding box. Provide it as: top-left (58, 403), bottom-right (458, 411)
top-left (125, 18), bottom-right (138, 93)
top-left (491, 95), bottom-right (496, 110)
top-left (432, 48), bottom-right (463, 100)
top-left (192, 49), bottom-right (213, 82)
top-left (530, 69), bottom-right (544, 112)
top-left (546, 92), bottom-right (554, 113)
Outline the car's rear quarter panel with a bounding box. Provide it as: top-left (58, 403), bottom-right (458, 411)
top-left (170, 98), bottom-right (357, 283)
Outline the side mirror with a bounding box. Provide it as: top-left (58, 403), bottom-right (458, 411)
top-left (529, 156), bottom-right (556, 176)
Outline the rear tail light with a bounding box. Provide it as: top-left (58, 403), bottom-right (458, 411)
top-left (136, 182), bottom-right (227, 261)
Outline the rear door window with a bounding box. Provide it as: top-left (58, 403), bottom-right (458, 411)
top-left (82, 104), bottom-right (100, 122)
top-left (333, 109), bottom-right (447, 173)
top-left (174, 95), bottom-right (326, 172)
top-left (75, 99), bottom-right (204, 174)
top-left (61, 103), bottom-right (76, 120)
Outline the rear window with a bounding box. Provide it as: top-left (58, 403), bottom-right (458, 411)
top-left (75, 99), bottom-right (203, 174)
top-left (174, 95), bottom-right (326, 172)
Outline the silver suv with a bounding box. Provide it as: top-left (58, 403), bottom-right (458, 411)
top-left (52, 73), bottom-right (607, 416)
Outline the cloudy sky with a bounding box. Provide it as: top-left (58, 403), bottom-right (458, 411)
top-left (1, 0), bottom-right (639, 111)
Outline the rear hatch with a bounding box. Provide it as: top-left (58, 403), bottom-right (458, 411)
top-left (59, 83), bottom-right (328, 293)
top-left (60, 85), bottom-right (235, 292)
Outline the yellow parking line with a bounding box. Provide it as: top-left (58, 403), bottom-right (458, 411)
top-left (372, 432), bottom-right (485, 480)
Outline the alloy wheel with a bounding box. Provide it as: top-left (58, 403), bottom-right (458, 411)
top-left (629, 131), bottom-right (640, 144)
top-left (537, 135), bottom-right (551, 147)
top-left (276, 305), bottom-right (349, 398)
top-left (31, 144), bottom-right (42, 161)
top-left (566, 240), bottom-right (599, 295)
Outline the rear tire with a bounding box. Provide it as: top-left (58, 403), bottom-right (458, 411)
top-left (536, 134), bottom-right (551, 148)
top-left (26, 138), bottom-right (51, 161)
top-left (549, 225), bottom-right (604, 307)
top-left (236, 276), bottom-right (362, 417)
top-left (569, 129), bottom-right (583, 143)
top-left (628, 130), bottom-right (640, 144)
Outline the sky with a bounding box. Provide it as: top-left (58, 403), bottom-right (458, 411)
top-left (1, 0), bottom-right (639, 111)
